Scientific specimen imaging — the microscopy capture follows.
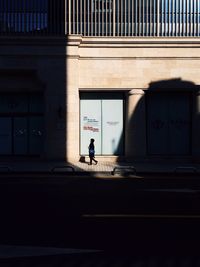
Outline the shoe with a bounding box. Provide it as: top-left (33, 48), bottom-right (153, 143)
top-left (88, 163), bottom-right (92, 165)
top-left (95, 161), bottom-right (98, 165)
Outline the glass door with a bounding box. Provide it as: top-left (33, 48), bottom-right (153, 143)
top-left (0, 93), bottom-right (44, 156)
top-left (147, 93), bottom-right (168, 155)
top-left (80, 99), bottom-right (102, 155)
top-left (29, 117), bottom-right (44, 155)
top-left (80, 93), bottom-right (124, 155)
top-left (13, 117), bottom-right (28, 155)
top-left (168, 93), bottom-right (191, 155)
top-left (102, 99), bottom-right (124, 155)
top-left (147, 92), bottom-right (191, 156)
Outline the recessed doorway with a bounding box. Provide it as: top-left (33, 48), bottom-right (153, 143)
top-left (80, 92), bottom-right (124, 156)
top-left (147, 92), bottom-right (192, 156)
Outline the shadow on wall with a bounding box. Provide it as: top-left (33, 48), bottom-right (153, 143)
top-left (116, 78), bottom-right (200, 163)
top-left (41, 38), bottom-right (67, 161)
top-left (0, 39), bottom-right (67, 161)
top-left (0, 0), bottom-right (68, 162)
top-left (44, 39), bottom-right (68, 161)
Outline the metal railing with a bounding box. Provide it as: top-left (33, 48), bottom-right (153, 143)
top-left (0, 0), bottom-right (200, 37)
top-left (0, 0), bottom-right (65, 36)
top-left (68, 0), bottom-right (200, 37)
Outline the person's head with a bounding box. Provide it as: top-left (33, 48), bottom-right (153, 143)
top-left (90, 138), bottom-right (95, 143)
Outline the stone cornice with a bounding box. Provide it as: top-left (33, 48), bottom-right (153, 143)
top-left (0, 36), bottom-right (68, 46)
top-left (79, 37), bottom-right (200, 48)
top-left (0, 35), bottom-right (200, 58)
top-left (0, 35), bottom-right (199, 48)
top-left (76, 36), bottom-right (200, 59)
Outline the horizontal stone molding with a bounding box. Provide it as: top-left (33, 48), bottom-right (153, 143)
top-left (79, 37), bottom-right (200, 48)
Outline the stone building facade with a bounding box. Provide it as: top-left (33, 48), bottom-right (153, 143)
top-left (0, 0), bottom-right (200, 163)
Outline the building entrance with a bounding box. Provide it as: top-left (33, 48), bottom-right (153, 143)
top-left (0, 93), bottom-right (44, 156)
top-left (80, 92), bottom-right (124, 155)
top-left (147, 92), bottom-right (191, 156)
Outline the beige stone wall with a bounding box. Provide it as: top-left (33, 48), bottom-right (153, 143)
top-left (67, 36), bottom-right (200, 162)
top-left (79, 59), bottom-right (200, 89)
top-left (0, 36), bottom-right (200, 162)
top-left (77, 37), bottom-right (200, 90)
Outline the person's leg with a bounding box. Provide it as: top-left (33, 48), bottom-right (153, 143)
top-left (92, 157), bottom-right (98, 164)
top-left (89, 156), bottom-right (92, 165)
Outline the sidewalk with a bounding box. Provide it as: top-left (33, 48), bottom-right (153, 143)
top-left (72, 160), bottom-right (200, 174)
top-left (0, 159), bottom-right (199, 174)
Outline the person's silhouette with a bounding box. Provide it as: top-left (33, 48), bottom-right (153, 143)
top-left (88, 138), bottom-right (98, 165)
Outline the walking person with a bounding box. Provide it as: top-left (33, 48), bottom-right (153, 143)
top-left (88, 138), bottom-right (98, 165)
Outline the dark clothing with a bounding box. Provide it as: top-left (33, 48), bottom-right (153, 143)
top-left (88, 141), bottom-right (97, 165)
top-left (89, 143), bottom-right (95, 157)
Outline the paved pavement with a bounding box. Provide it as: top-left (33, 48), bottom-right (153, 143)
top-left (73, 160), bottom-right (200, 174)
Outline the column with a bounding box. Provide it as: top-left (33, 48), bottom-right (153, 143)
top-left (66, 36), bottom-right (81, 162)
top-left (125, 89), bottom-right (146, 159)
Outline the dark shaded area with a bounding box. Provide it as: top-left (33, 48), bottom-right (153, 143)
top-left (149, 78), bottom-right (200, 91)
top-left (0, 0), bottom-right (65, 35)
top-left (1, 173), bottom-right (200, 258)
top-left (0, 36), bottom-right (67, 160)
top-left (1, 251), bottom-right (200, 267)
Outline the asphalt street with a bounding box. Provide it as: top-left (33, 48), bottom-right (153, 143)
top-left (1, 173), bottom-right (200, 264)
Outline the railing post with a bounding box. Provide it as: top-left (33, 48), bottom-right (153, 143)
top-left (157, 0), bottom-right (160, 36)
top-left (68, 0), bottom-right (71, 34)
top-left (198, 0), bottom-right (200, 36)
top-left (113, 0), bottom-right (116, 36)
top-left (64, 0), bottom-right (67, 35)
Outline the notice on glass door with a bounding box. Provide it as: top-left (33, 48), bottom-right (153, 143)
top-left (80, 99), bottom-right (102, 155)
top-left (83, 116), bottom-right (99, 132)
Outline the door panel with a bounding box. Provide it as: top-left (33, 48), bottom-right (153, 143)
top-left (102, 99), bottom-right (123, 155)
top-left (29, 117), bottom-right (44, 155)
top-left (80, 100), bottom-right (102, 155)
top-left (0, 118), bottom-right (12, 155)
top-left (147, 94), bottom-right (168, 155)
top-left (0, 93), bottom-right (44, 156)
top-left (169, 94), bottom-right (191, 155)
top-left (13, 117), bottom-right (28, 155)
